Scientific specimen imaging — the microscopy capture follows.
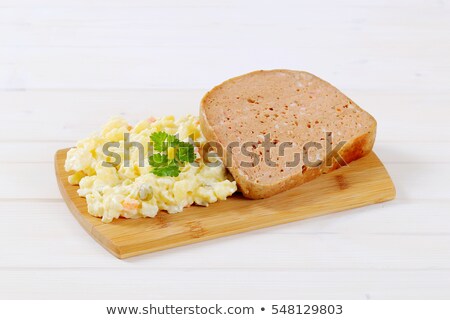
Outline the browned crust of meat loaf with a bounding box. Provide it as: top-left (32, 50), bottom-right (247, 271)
top-left (200, 70), bottom-right (377, 199)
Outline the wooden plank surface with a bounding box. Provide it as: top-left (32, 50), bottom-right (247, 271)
top-left (1, 0), bottom-right (450, 299)
top-left (3, 269), bottom-right (450, 300)
top-left (55, 149), bottom-right (395, 258)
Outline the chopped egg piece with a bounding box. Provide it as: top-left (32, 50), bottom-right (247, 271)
top-left (65, 115), bottom-right (237, 223)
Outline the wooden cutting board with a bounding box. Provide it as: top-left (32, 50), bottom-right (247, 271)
top-left (55, 149), bottom-right (395, 259)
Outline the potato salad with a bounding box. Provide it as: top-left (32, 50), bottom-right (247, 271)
top-left (65, 115), bottom-right (237, 223)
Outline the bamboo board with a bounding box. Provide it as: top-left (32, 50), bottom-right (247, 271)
top-left (55, 149), bottom-right (395, 259)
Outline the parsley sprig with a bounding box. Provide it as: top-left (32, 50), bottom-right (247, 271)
top-left (149, 131), bottom-right (195, 177)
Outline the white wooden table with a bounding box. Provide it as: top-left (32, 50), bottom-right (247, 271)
top-left (1, 0), bottom-right (449, 299)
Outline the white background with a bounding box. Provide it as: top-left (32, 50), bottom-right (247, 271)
top-left (1, 0), bottom-right (450, 299)
top-left (3, 301), bottom-right (450, 320)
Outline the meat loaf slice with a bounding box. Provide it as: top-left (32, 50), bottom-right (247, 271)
top-left (200, 70), bottom-right (376, 199)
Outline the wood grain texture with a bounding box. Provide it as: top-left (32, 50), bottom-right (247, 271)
top-left (2, 0), bottom-right (449, 299)
top-left (55, 149), bottom-right (395, 259)
top-left (2, 90), bottom-right (450, 143)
